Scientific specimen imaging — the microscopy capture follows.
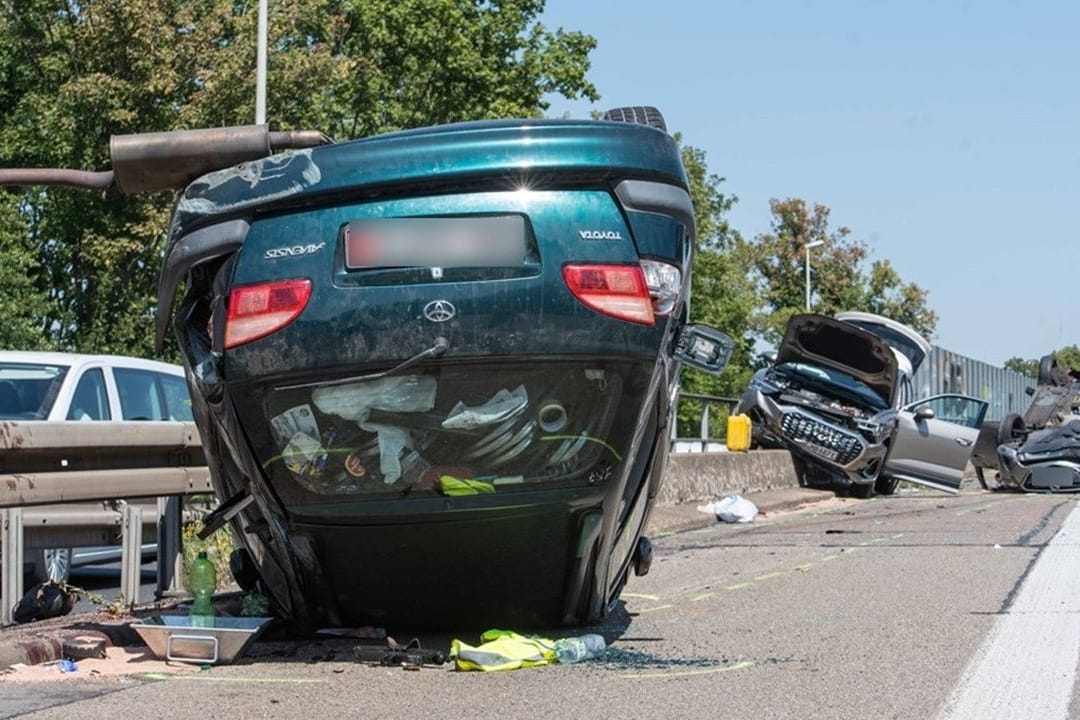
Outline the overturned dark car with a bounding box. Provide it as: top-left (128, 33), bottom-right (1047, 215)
top-left (980, 353), bottom-right (1080, 492)
top-left (2, 109), bottom-right (734, 629)
top-left (735, 312), bottom-right (987, 498)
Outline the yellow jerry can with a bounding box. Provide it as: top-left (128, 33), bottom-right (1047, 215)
top-left (726, 413), bottom-right (752, 452)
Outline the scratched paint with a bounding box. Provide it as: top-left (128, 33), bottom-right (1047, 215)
top-left (171, 150), bottom-right (321, 233)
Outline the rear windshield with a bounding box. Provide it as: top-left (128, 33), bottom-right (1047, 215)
top-left (252, 361), bottom-right (648, 504)
top-left (0, 362), bottom-right (69, 419)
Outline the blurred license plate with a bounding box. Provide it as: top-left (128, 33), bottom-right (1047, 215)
top-left (801, 441), bottom-right (839, 462)
top-left (343, 216), bottom-right (528, 269)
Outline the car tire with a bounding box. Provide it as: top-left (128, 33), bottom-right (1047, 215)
top-left (31, 547), bottom-right (72, 584)
top-left (632, 536), bottom-right (654, 577)
top-left (790, 455), bottom-right (810, 487)
top-left (875, 474), bottom-right (900, 496)
top-left (601, 106), bottom-right (667, 132)
top-left (998, 413), bottom-right (1026, 445)
top-left (974, 466), bottom-right (1006, 491)
top-left (229, 548), bottom-right (260, 592)
top-left (1038, 354), bottom-right (1058, 386)
top-left (848, 483), bottom-right (875, 499)
top-left (791, 455), bottom-right (832, 488)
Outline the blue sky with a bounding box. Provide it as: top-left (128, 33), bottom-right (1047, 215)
top-left (540, 0), bottom-right (1079, 366)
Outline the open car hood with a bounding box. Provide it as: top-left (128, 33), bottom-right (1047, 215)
top-left (776, 314), bottom-right (898, 407)
top-left (833, 311), bottom-right (931, 375)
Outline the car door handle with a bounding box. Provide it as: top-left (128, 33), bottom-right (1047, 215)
top-left (954, 437), bottom-right (973, 447)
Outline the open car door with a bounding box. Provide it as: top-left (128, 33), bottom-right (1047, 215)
top-left (883, 393), bottom-right (989, 494)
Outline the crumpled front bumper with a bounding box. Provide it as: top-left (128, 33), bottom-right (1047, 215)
top-left (738, 388), bottom-right (889, 486)
top-left (997, 443), bottom-right (1080, 493)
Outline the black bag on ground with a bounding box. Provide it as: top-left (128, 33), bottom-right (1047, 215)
top-left (11, 581), bottom-right (78, 623)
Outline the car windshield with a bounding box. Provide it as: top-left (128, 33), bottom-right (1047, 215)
top-left (0, 362), bottom-right (69, 419)
top-left (776, 362), bottom-right (889, 411)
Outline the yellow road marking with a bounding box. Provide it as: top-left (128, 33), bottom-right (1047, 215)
top-left (623, 592), bottom-right (661, 601)
top-left (754, 571), bottom-right (786, 581)
top-left (620, 659), bottom-right (756, 679)
top-left (955, 500), bottom-right (1004, 516)
top-left (136, 673), bottom-right (326, 684)
top-left (656, 533), bottom-right (904, 610)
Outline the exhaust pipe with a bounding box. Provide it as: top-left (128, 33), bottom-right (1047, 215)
top-left (0, 124), bottom-right (331, 196)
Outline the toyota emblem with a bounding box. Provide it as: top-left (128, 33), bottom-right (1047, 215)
top-left (423, 300), bottom-right (456, 322)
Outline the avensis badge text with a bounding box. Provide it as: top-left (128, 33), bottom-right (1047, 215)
top-left (265, 242), bottom-right (326, 259)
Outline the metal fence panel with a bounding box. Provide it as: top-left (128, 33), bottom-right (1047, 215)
top-left (912, 346), bottom-right (1032, 422)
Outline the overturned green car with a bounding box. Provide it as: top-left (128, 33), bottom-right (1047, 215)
top-left (1, 108), bottom-right (732, 629)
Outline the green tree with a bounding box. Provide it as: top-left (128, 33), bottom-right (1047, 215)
top-left (749, 198), bottom-right (938, 345)
top-left (1055, 345), bottom-right (1080, 371)
top-left (1004, 357), bottom-right (1039, 377)
top-left (675, 141), bottom-right (757, 437)
top-left (0, 192), bottom-right (48, 349)
top-left (1005, 346), bottom-right (1080, 378)
top-left (0, 0), bottom-right (597, 355)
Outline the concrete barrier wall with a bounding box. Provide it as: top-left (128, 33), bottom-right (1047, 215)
top-left (658, 450), bottom-right (799, 506)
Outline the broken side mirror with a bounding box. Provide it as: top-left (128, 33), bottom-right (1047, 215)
top-left (674, 324), bottom-right (734, 376)
top-left (914, 406), bottom-right (935, 421)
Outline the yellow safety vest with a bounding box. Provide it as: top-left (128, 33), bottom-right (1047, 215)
top-left (451, 629), bottom-right (557, 672)
top-left (439, 475), bottom-right (496, 495)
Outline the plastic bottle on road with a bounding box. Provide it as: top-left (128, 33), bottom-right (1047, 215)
top-left (189, 550), bottom-right (217, 618)
top-left (554, 634), bottom-right (606, 664)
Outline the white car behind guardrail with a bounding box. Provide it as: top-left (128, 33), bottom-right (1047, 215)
top-left (0, 351), bottom-right (192, 581)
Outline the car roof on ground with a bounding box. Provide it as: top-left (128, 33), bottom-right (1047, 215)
top-left (0, 350), bottom-right (184, 375)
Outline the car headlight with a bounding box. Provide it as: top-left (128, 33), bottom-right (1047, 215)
top-left (859, 413), bottom-right (898, 443)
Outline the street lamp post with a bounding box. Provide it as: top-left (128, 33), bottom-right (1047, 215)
top-left (805, 240), bottom-right (825, 311)
top-left (255, 0), bottom-right (268, 125)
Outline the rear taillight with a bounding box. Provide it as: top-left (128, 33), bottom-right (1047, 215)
top-left (225, 278), bottom-right (312, 349)
top-left (562, 264), bottom-right (655, 325)
top-left (640, 259), bottom-right (681, 316)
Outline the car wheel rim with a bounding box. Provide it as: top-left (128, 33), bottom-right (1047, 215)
top-left (43, 548), bottom-right (71, 582)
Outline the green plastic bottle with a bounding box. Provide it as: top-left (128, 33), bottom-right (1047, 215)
top-left (189, 550), bottom-right (217, 618)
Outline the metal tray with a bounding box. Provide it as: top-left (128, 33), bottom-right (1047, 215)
top-left (130, 615), bottom-right (274, 665)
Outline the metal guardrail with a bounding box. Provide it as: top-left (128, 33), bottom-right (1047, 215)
top-left (0, 421), bottom-right (211, 625)
top-left (673, 392), bottom-right (738, 452)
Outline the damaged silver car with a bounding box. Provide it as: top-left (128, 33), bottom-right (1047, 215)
top-left (983, 353), bottom-right (1080, 492)
top-left (735, 312), bottom-right (988, 497)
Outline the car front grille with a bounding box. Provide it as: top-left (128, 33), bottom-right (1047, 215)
top-left (780, 412), bottom-right (863, 465)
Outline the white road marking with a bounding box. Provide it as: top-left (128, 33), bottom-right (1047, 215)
top-left (939, 503), bottom-right (1080, 720)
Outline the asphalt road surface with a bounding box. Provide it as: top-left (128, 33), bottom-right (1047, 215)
top-left (3, 489), bottom-right (1078, 720)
